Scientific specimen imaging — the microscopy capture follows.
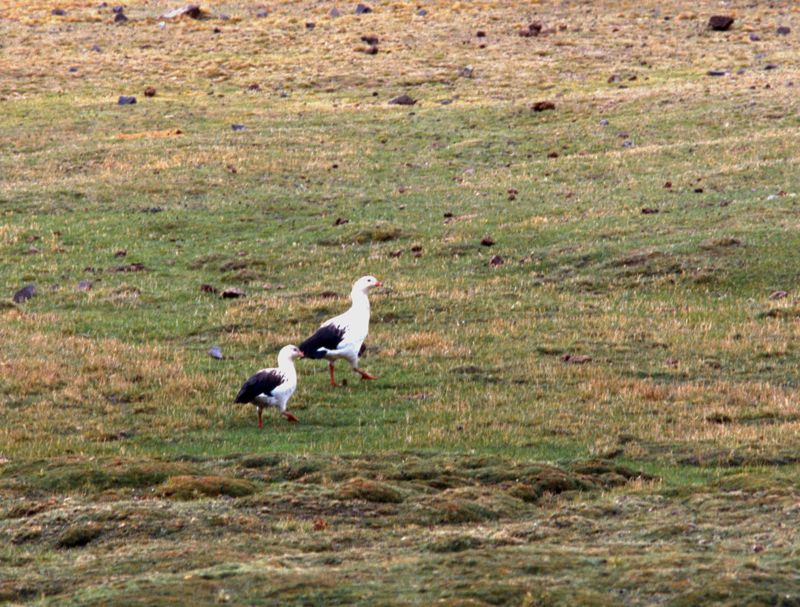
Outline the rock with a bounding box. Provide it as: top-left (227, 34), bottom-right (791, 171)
top-left (247, 83), bottom-right (260, 91)
top-left (143, 86), bottom-right (156, 97)
top-left (78, 280), bottom-right (93, 291)
top-left (389, 94), bottom-right (416, 106)
top-left (622, 140), bottom-right (634, 148)
top-left (411, 245), bottom-right (423, 253)
top-left (68, 67), bottom-right (78, 73)
top-left (480, 236), bottom-right (495, 247)
top-left (13, 285), bottom-right (36, 303)
top-left (531, 101), bottom-right (555, 112)
top-left (330, 7), bottom-right (341, 17)
top-left (599, 118), bottom-right (609, 126)
top-left (457, 65), bottom-right (474, 78)
top-left (141, 206), bottom-right (163, 213)
top-left (608, 74), bottom-right (621, 83)
top-left (547, 151), bottom-right (559, 158)
top-left (305, 22), bottom-right (315, 29)
top-left (707, 70), bottom-right (727, 76)
top-left (519, 22), bottom-right (543, 37)
top-left (255, 8), bottom-right (268, 18)
top-left (118, 95), bottom-right (136, 105)
top-left (333, 217), bottom-right (349, 226)
top-left (561, 354), bottom-right (592, 364)
top-left (363, 45), bottom-right (379, 55)
top-left (361, 35), bottom-right (379, 45)
top-left (664, 181), bottom-right (672, 188)
top-left (200, 284), bottom-right (218, 294)
top-left (764, 64), bottom-right (778, 71)
top-left (221, 287), bottom-right (245, 298)
top-left (231, 124), bottom-right (246, 131)
top-left (641, 207), bottom-right (659, 214)
top-left (489, 255), bottom-right (504, 267)
top-left (476, 30), bottom-right (486, 37)
top-left (91, 44), bottom-right (102, 52)
top-left (749, 33), bottom-right (761, 41)
top-left (776, 26), bottom-right (791, 36)
top-left (708, 15), bottom-right (734, 31)
top-left (417, 9), bottom-right (427, 16)
top-left (694, 187), bottom-right (704, 193)
top-left (768, 290), bottom-right (788, 300)
top-left (51, 8), bottom-right (66, 16)
top-left (161, 5), bottom-right (205, 20)
top-left (111, 262), bottom-right (145, 272)
top-left (112, 5), bottom-right (124, 13)
top-left (208, 346), bottom-right (223, 360)
top-left (114, 12), bottom-right (128, 23)
top-left (355, 3), bottom-right (372, 15)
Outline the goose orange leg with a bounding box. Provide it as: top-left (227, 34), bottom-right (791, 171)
top-left (354, 367), bottom-right (378, 381)
top-left (329, 362), bottom-right (338, 387)
top-left (257, 406), bottom-right (264, 429)
top-left (282, 411), bottom-right (299, 423)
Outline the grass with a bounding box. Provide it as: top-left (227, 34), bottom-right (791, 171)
top-left (2, 0), bottom-right (800, 604)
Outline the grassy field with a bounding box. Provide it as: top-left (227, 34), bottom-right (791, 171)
top-left (2, 0), bottom-right (800, 604)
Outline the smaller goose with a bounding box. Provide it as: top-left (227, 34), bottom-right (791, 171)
top-left (234, 345), bottom-right (304, 428)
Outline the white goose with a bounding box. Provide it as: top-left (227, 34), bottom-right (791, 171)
top-left (234, 345), bottom-right (304, 427)
top-left (299, 275), bottom-right (382, 386)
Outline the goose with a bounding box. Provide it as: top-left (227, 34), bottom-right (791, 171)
top-left (299, 275), bottom-right (382, 386)
top-left (234, 345), bottom-right (303, 427)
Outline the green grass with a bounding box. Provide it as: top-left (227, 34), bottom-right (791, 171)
top-left (3, 0), bottom-right (800, 604)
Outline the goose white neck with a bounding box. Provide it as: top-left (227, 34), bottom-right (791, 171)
top-left (350, 287), bottom-right (371, 312)
top-left (277, 354), bottom-right (298, 375)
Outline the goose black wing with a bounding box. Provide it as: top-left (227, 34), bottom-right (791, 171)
top-left (234, 370), bottom-right (285, 403)
top-left (299, 324), bottom-right (346, 359)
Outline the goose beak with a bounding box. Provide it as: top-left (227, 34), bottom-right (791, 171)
top-left (374, 281), bottom-right (383, 287)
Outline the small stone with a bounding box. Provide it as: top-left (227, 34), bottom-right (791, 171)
top-left (51, 8), bottom-right (66, 16)
top-left (519, 22), bottom-right (543, 37)
top-left (13, 285), bottom-right (36, 303)
top-left (68, 67), bottom-right (78, 73)
top-left (118, 95), bottom-right (136, 105)
top-left (531, 101), bottom-right (555, 112)
top-left (476, 30), bottom-right (486, 37)
top-left (622, 140), bottom-right (634, 148)
top-left (231, 124), bottom-right (246, 131)
top-left (208, 346), bottom-right (223, 360)
top-left (411, 245), bottom-right (423, 253)
top-left (143, 86), bottom-right (156, 97)
top-left (416, 9), bottom-right (427, 16)
top-left (641, 207), bottom-right (659, 214)
top-left (776, 26), bottom-right (791, 36)
top-left (708, 15), bottom-right (734, 31)
top-left (221, 288), bottom-right (245, 299)
top-left (599, 118), bottom-right (609, 126)
top-left (255, 8), bottom-right (268, 18)
top-left (112, 5), bottom-right (124, 12)
top-left (363, 45), bottom-right (378, 55)
top-left (355, 3), bottom-right (372, 15)
top-left (305, 22), bottom-right (315, 29)
top-left (694, 188), bottom-right (704, 193)
top-left (114, 12), bottom-right (128, 23)
top-left (489, 255), bottom-right (504, 267)
top-left (200, 284), bottom-right (218, 294)
top-left (388, 94), bottom-right (416, 106)
top-left (547, 151), bottom-right (559, 158)
top-left (457, 65), bottom-right (474, 78)
top-left (480, 236), bottom-right (495, 247)
top-left (78, 280), bottom-right (93, 291)
top-left (768, 290), bottom-right (788, 300)
top-left (664, 181), bottom-right (672, 188)
top-left (361, 35), bottom-right (379, 45)
top-left (764, 64), bottom-right (778, 71)
top-left (707, 70), bottom-right (727, 76)
top-left (333, 217), bottom-right (349, 226)
top-left (749, 33), bottom-right (760, 41)
top-left (329, 7), bottom-right (341, 17)
top-left (247, 83), bottom-right (261, 91)
top-left (91, 44), bottom-right (102, 52)
top-left (608, 74), bottom-right (621, 83)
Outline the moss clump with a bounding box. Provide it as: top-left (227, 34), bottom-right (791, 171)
top-left (337, 478), bottom-right (405, 504)
top-left (158, 475), bottom-right (257, 500)
top-left (56, 524), bottom-right (103, 548)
